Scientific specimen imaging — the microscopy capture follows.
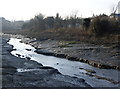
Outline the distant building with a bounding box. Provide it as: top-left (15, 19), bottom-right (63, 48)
top-left (0, 17), bottom-right (25, 33)
top-left (12, 21), bottom-right (24, 30)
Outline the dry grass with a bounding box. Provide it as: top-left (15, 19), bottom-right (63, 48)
top-left (18, 27), bottom-right (120, 45)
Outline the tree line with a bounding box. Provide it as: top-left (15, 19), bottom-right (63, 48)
top-left (22, 13), bottom-right (83, 31)
top-left (22, 13), bottom-right (120, 37)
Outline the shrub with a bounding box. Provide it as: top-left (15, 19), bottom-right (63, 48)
top-left (89, 16), bottom-right (110, 36)
top-left (89, 15), bottom-right (120, 36)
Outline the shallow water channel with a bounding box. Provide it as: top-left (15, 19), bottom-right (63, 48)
top-left (8, 38), bottom-right (120, 87)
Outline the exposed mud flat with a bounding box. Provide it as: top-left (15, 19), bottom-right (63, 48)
top-left (8, 37), bottom-right (120, 87)
top-left (1, 36), bottom-right (92, 88)
top-left (19, 36), bottom-right (120, 70)
top-left (2, 33), bottom-right (119, 70)
top-left (1, 33), bottom-right (120, 88)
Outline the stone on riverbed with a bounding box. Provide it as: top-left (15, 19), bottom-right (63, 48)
top-left (35, 48), bottom-right (55, 56)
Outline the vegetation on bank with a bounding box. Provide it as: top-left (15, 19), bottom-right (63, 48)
top-left (18, 13), bottom-right (120, 44)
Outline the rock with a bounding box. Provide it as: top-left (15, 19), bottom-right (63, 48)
top-left (56, 63), bottom-right (59, 65)
top-left (26, 49), bottom-right (32, 51)
top-left (67, 56), bottom-right (78, 61)
top-left (25, 56), bottom-right (31, 60)
top-left (16, 54), bottom-right (21, 57)
top-left (39, 66), bottom-right (55, 69)
top-left (55, 53), bottom-right (67, 58)
top-left (35, 48), bottom-right (54, 56)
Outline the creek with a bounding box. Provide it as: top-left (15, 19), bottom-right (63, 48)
top-left (8, 38), bottom-right (120, 87)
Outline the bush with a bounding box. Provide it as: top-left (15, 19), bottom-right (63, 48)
top-left (89, 16), bottom-right (111, 36)
top-left (89, 15), bottom-right (120, 36)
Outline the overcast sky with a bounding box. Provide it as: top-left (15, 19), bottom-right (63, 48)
top-left (0, 0), bottom-right (119, 21)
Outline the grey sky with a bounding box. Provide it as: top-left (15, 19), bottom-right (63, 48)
top-left (0, 0), bottom-right (119, 20)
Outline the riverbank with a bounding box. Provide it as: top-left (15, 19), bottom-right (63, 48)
top-left (2, 33), bottom-right (120, 70)
top-left (21, 36), bottom-right (120, 70)
top-left (1, 35), bottom-right (92, 88)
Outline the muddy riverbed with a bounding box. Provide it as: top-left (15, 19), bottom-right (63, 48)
top-left (8, 38), bottom-right (120, 87)
top-left (2, 37), bottom-right (92, 88)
